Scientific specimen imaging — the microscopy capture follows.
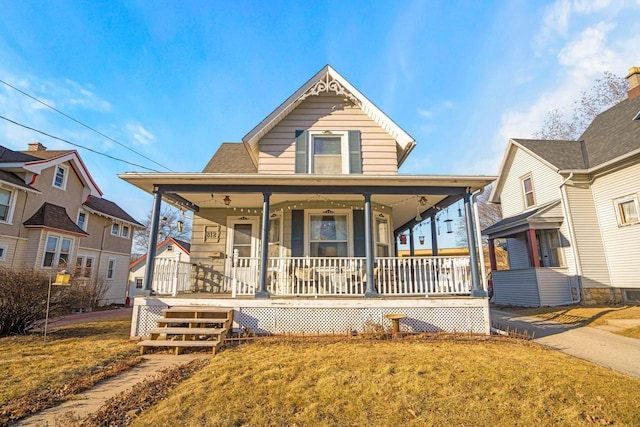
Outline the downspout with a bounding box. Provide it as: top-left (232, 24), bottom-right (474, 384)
top-left (559, 173), bottom-right (581, 304)
top-left (472, 187), bottom-right (487, 291)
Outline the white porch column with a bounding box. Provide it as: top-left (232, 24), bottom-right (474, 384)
top-left (363, 193), bottom-right (378, 298)
top-left (142, 189), bottom-right (163, 293)
top-left (256, 192), bottom-right (271, 298)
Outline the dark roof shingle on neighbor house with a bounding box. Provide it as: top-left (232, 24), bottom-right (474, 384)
top-left (23, 202), bottom-right (89, 236)
top-left (515, 95), bottom-right (640, 171)
top-left (172, 239), bottom-right (191, 253)
top-left (83, 196), bottom-right (143, 227)
top-left (202, 143), bottom-right (257, 173)
top-left (0, 169), bottom-right (37, 191)
top-left (0, 146), bottom-right (40, 163)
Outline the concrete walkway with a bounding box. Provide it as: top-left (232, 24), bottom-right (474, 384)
top-left (491, 309), bottom-right (640, 379)
top-left (15, 353), bottom-right (209, 426)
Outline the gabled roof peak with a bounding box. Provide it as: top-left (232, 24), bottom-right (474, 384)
top-left (242, 65), bottom-right (415, 167)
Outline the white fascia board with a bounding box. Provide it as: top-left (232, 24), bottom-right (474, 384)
top-left (23, 152), bottom-right (102, 198)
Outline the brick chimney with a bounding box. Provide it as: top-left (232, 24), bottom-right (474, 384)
top-left (627, 67), bottom-right (640, 100)
top-left (27, 142), bottom-right (47, 152)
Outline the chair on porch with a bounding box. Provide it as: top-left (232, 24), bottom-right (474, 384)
top-left (294, 266), bottom-right (318, 294)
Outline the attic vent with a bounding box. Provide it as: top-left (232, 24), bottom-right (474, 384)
top-left (167, 244), bottom-right (173, 252)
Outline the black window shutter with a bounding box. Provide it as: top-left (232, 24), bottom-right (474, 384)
top-left (291, 210), bottom-right (304, 256)
top-left (353, 210), bottom-right (365, 257)
top-left (348, 130), bottom-right (362, 174)
top-left (295, 130), bottom-right (308, 173)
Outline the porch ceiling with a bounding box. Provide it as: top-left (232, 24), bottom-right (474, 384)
top-left (119, 172), bottom-right (496, 231)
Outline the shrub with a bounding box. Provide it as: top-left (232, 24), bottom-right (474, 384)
top-left (0, 268), bottom-right (67, 336)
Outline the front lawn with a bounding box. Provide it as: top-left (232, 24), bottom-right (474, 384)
top-left (0, 315), bottom-right (138, 424)
top-left (132, 339), bottom-right (640, 426)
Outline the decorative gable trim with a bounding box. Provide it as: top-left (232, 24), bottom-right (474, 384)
top-left (242, 65), bottom-right (415, 168)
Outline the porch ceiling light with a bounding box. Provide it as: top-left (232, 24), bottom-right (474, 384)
top-left (223, 195), bottom-right (231, 206)
top-left (419, 196), bottom-right (428, 206)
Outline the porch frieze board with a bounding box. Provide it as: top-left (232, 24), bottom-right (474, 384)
top-left (156, 183), bottom-right (470, 196)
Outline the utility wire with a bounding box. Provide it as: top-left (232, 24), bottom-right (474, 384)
top-left (0, 78), bottom-right (174, 172)
top-left (0, 115), bottom-right (160, 172)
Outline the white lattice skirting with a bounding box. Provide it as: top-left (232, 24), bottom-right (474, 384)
top-left (131, 297), bottom-right (490, 337)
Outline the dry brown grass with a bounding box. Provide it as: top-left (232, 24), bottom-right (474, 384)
top-left (133, 339), bottom-right (640, 427)
top-left (0, 316), bottom-right (137, 409)
top-left (503, 305), bottom-right (640, 338)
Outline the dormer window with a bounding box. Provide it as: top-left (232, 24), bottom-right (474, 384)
top-left (53, 165), bottom-right (68, 189)
top-left (522, 175), bottom-right (535, 208)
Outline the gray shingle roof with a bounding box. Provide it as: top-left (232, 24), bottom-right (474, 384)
top-left (579, 95), bottom-right (640, 167)
top-left (0, 146), bottom-right (40, 163)
top-left (514, 139), bottom-right (586, 170)
top-left (23, 202), bottom-right (89, 236)
top-left (83, 196), bottom-right (143, 226)
top-left (202, 143), bottom-right (257, 173)
top-left (0, 170), bottom-right (36, 191)
top-left (514, 95), bottom-right (640, 170)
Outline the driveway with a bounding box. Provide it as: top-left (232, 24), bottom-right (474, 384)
top-left (491, 309), bottom-right (640, 379)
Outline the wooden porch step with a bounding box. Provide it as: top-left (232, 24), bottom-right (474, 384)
top-left (138, 339), bottom-right (222, 355)
top-left (163, 306), bottom-right (231, 314)
top-left (149, 327), bottom-right (226, 340)
top-left (156, 317), bottom-right (228, 326)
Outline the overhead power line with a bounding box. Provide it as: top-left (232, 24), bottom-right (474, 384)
top-left (0, 78), bottom-right (174, 172)
top-left (0, 115), bottom-right (160, 172)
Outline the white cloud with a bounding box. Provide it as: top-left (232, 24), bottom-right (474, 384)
top-left (127, 123), bottom-right (155, 145)
top-left (536, 0), bottom-right (573, 50)
top-left (557, 21), bottom-right (618, 77)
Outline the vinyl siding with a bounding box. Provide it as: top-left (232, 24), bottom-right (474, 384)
top-left (24, 229), bottom-right (43, 268)
top-left (97, 252), bottom-right (129, 304)
top-left (591, 162), bottom-right (640, 289)
top-left (499, 148), bottom-right (563, 218)
top-left (258, 93), bottom-right (399, 175)
top-left (506, 234), bottom-right (530, 269)
top-left (536, 268), bottom-right (575, 305)
top-left (492, 269), bottom-right (540, 307)
top-left (565, 183), bottom-right (611, 288)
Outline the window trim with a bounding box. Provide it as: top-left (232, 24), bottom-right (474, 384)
top-left (614, 195), bottom-right (640, 226)
top-left (0, 243), bottom-right (8, 261)
top-left (42, 233), bottom-right (74, 268)
top-left (374, 212), bottom-right (392, 257)
top-left (304, 209), bottom-right (353, 257)
top-left (106, 257), bottom-right (116, 280)
top-left (121, 225), bottom-right (130, 238)
top-left (0, 187), bottom-right (16, 224)
top-left (77, 210), bottom-right (88, 231)
top-left (52, 164), bottom-right (69, 190)
top-left (308, 130), bottom-right (349, 174)
top-left (521, 174), bottom-right (536, 209)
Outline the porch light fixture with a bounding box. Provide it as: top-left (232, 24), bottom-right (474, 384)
top-left (419, 196), bottom-right (428, 206)
top-left (223, 195), bottom-right (231, 206)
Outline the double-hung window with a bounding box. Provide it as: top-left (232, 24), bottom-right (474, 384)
top-left (43, 234), bottom-right (73, 267)
top-left (522, 175), bottom-right (535, 208)
top-left (111, 223), bottom-right (120, 236)
top-left (375, 215), bottom-right (390, 257)
top-left (268, 214), bottom-right (282, 258)
top-left (106, 258), bottom-right (116, 280)
top-left (309, 213), bottom-right (348, 257)
top-left (53, 165), bottom-right (68, 189)
top-left (0, 188), bottom-right (14, 223)
top-left (121, 225), bottom-right (130, 238)
top-left (76, 255), bottom-right (94, 277)
top-left (295, 130), bottom-right (362, 174)
top-left (311, 132), bottom-right (348, 174)
top-left (77, 211), bottom-right (88, 231)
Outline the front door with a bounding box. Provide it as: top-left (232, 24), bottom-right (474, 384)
top-left (226, 216), bottom-right (259, 294)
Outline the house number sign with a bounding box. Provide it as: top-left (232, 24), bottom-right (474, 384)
top-left (204, 225), bottom-right (221, 242)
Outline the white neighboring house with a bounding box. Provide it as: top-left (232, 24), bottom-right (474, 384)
top-left (484, 67), bottom-right (640, 306)
top-left (128, 237), bottom-right (191, 299)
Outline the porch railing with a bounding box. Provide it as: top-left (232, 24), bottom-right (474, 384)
top-left (151, 256), bottom-right (193, 296)
top-left (230, 255), bottom-right (472, 297)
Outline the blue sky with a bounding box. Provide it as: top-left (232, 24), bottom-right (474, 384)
top-left (1, 0), bottom-right (639, 248)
